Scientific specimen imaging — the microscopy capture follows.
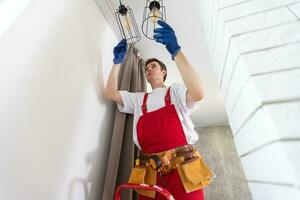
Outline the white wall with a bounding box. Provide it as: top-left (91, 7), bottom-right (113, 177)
top-left (0, 0), bottom-right (32, 37)
top-left (0, 0), bottom-right (117, 199)
top-left (196, 0), bottom-right (300, 199)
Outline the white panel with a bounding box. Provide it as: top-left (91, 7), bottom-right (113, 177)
top-left (229, 80), bottom-right (262, 134)
top-left (242, 42), bottom-right (300, 75)
top-left (219, 7), bottom-right (296, 93)
top-left (214, 24), bottom-right (232, 85)
top-left (212, 8), bottom-right (227, 73)
top-left (248, 182), bottom-right (300, 200)
top-left (217, 0), bottom-right (250, 8)
top-left (241, 142), bottom-right (300, 184)
top-left (221, 23), bottom-right (300, 108)
top-left (200, 1), bottom-right (300, 200)
top-left (220, 0), bottom-right (300, 21)
top-left (233, 21), bottom-right (300, 53)
top-left (226, 7), bottom-right (297, 35)
top-left (252, 69), bottom-right (300, 102)
top-left (209, 0), bottom-right (220, 53)
top-left (235, 101), bottom-right (300, 156)
top-left (234, 107), bottom-right (281, 156)
top-left (220, 40), bottom-right (239, 95)
top-left (265, 102), bottom-right (300, 139)
top-left (224, 58), bottom-right (249, 115)
top-left (288, 2), bottom-right (300, 18)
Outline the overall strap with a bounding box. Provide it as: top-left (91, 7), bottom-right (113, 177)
top-left (164, 87), bottom-right (171, 106)
top-left (142, 93), bottom-right (149, 114)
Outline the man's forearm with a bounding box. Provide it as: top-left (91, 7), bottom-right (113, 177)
top-left (174, 50), bottom-right (205, 100)
top-left (104, 63), bottom-right (121, 99)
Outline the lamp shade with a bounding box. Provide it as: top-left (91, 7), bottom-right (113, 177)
top-left (116, 4), bottom-right (141, 43)
top-left (142, 0), bottom-right (166, 40)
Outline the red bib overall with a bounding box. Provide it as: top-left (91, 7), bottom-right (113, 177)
top-left (136, 87), bottom-right (204, 200)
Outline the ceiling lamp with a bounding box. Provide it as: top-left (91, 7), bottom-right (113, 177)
top-left (142, 0), bottom-right (166, 40)
top-left (115, 0), bottom-right (141, 43)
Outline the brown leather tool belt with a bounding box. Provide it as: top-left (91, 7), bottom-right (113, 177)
top-left (138, 145), bottom-right (200, 174)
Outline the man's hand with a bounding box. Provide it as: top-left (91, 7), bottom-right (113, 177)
top-left (113, 39), bottom-right (128, 64)
top-left (153, 20), bottom-right (181, 60)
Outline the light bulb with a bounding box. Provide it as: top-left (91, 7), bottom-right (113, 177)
top-left (150, 7), bottom-right (161, 23)
top-left (122, 14), bottom-right (133, 31)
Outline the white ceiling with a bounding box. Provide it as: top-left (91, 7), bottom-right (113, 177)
top-left (96, 0), bottom-right (228, 127)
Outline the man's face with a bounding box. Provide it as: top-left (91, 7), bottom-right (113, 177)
top-left (145, 61), bottom-right (166, 83)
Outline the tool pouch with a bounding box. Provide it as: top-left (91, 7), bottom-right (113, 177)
top-left (128, 164), bottom-right (157, 198)
top-left (177, 156), bottom-right (214, 193)
top-left (128, 165), bottom-right (146, 184)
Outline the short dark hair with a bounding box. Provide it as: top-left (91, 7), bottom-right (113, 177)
top-left (145, 58), bottom-right (167, 82)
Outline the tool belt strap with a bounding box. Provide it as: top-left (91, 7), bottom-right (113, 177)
top-left (139, 145), bottom-right (200, 174)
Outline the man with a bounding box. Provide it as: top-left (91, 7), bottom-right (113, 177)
top-left (104, 20), bottom-right (206, 200)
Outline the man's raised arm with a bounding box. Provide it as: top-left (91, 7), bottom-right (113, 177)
top-left (104, 39), bottom-right (128, 105)
top-left (153, 20), bottom-right (205, 103)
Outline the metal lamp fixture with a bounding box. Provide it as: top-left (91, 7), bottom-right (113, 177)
top-left (115, 0), bottom-right (141, 43)
top-left (142, 0), bottom-right (166, 40)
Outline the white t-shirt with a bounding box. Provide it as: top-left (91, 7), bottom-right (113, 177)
top-left (117, 82), bottom-right (200, 150)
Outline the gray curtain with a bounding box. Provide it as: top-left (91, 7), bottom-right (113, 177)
top-left (102, 44), bottom-right (146, 200)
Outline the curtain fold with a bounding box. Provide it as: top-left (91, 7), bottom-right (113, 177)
top-left (102, 44), bottom-right (146, 200)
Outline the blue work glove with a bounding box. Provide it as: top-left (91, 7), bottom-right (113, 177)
top-left (153, 20), bottom-right (181, 60)
top-left (113, 39), bottom-right (128, 64)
